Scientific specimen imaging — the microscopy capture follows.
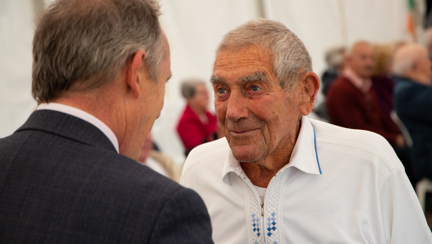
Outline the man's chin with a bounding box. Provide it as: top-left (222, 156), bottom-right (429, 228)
top-left (231, 145), bottom-right (262, 163)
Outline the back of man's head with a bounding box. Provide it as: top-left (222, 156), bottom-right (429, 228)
top-left (424, 27), bottom-right (432, 54)
top-left (392, 43), bottom-right (432, 85)
top-left (216, 18), bottom-right (312, 90)
top-left (32, 0), bottom-right (164, 103)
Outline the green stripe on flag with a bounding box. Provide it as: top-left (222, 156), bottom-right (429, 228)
top-left (408, 0), bottom-right (415, 11)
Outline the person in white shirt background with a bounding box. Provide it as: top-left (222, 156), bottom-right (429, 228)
top-left (181, 18), bottom-right (432, 243)
top-left (137, 134), bottom-right (182, 182)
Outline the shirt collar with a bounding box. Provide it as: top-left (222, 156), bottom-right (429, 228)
top-left (222, 116), bottom-right (322, 185)
top-left (342, 67), bottom-right (372, 93)
top-left (37, 103), bottom-right (119, 153)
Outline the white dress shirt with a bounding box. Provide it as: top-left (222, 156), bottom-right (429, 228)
top-left (37, 103), bottom-right (119, 153)
top-left (181, 116), bottom-right (432, 243)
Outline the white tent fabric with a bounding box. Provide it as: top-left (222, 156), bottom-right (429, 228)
top-left (155, 0), bottom-right (261, 163)
top-left (0, 0), bottom-right (38, 139)
top-left (263, 0), bottom-right (409, 104)
top-left (0, 0), bottom-right (411, 165)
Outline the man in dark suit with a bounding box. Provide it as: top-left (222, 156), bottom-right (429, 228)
top-left (0, 0), bottom-right (213, 243)
top-left (393, 43), bottom-right (432, 184)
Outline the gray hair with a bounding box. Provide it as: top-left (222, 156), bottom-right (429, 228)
top-left (216, 19), bottom-right (312, 90)
top-left (392, 59), bottom-right (415, 76)
top-left (345, 40), bottom-right (372, 57)
top-left (392, 43), bottom-right (423, 76)
top-left (324, 45), bottom-right (345, 70)
top-left (425, 27), bottom-right (432, 51)
top-left (32, 0), bottom-right (165, 102)
top-left (180, 78), bottom-right (205, 99)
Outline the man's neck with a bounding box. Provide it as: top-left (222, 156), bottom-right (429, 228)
top-left (50, 88), bottom-right (123, 144)
top-left (188, 102), bottom-right (206, 115)
top-left (403, 72), bottom-right (432, 86)
top-left (240, 120), bottom-right (301, 188)
top-left (241, 158), bottom-right (290, 188)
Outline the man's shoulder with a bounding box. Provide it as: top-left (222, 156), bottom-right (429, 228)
top-left (310, 119), bottom-right (402, 171)
top-left (0, 127), bottom-right (184, 204)
top-left (395, 77), bottom-right (431, 95)
top-left (101, 152), bottom-right (185, 197)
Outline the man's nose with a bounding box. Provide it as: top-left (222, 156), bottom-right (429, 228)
top-left (226, 91), bottom-right (249, 122)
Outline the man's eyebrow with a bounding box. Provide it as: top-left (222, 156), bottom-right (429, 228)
top-left (210, 76), bottom-right (225, 85)
top-left (240, 71), bottom-right (268, 85)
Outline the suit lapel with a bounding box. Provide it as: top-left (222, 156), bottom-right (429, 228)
top-left (16, 110), bottom-right (117, 153)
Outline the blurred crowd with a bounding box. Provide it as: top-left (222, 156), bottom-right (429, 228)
top-left (312, 37), bottom-right (432, 193)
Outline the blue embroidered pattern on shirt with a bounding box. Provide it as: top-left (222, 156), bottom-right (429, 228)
top-left (251, 213), bottom-right (261, 238)
top-left (267, 212), bottom-right (277, 238)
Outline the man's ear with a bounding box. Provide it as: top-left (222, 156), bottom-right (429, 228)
top-left (298, 72), bottom-right (320, 115)
top-left (127, 49), bottom-right (146, 98)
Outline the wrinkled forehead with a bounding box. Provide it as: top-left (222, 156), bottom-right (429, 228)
top-left (212, 46), bottom-right (275, 84)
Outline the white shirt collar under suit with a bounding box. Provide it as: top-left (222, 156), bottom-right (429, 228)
top-left (37, 103), bottom-right (119, 153)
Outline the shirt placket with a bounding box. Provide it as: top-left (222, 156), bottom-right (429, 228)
top-left (240, 172), bottom-right (283, 244)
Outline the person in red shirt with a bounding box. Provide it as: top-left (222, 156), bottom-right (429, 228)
top-left (177, 79), bottom-right (218, 156)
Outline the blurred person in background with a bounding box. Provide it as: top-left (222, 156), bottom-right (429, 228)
top-left (326, 41), bottom-right (413, 185)
top-left (326, 41), bottom-right (404, 149)
top-left (424, 24), bottom-right (432, 55)
top-left (321, 45), bottom-right (346, 95)
top-left (371, 43), bottom-right (397, 119)
top-left (177, 78), bottom-right (218, 156)
top-left (138, 134), bottom-right (182, 182)
top-left (313, 45), bottom-right (346, 122)
top-left (393, 43), bottom-right (432, 185)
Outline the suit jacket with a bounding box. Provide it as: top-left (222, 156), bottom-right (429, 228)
top-left (394, 76), bottom-right (432, 181)
top-left (0, 110), bottom-right (213, 244)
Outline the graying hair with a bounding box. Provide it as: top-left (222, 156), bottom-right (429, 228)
top-left (425, 27), bottom-right (432, 50)
top-left (180, 78), bottom-right (205, 99)
top-left (216, 19), bottom-right (312, 90)
top-left (324, 45), bottom-right (345, 70)
top-left (32, 0), bottom-right (165, 102)
top-left (392, 43), bottom-right (423, 76)
top-left (345, 40), bottom-right (371, 57)
top-left (392, 59), bottom-right (415, 76)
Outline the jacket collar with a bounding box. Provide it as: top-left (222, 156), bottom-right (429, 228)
top-left (16, 110), bottom-right (117, 153)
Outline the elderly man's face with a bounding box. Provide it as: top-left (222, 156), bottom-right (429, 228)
top-left (347, 43), bottom-right (375, 79)
top-left (212, 46), bottom-right (303, 164)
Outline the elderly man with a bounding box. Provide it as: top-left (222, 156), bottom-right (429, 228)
top-left (0, 0), bottom-right (212, 243)
top-left (180, 19), bottom-right (431, 243)
top-left (392, 43), bottom-right (432, 184)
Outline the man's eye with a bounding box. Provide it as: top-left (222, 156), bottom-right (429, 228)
top-left (251, 86), bottom-right (261, 92)
top-left (218, 88), bottom-right (227, 94)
